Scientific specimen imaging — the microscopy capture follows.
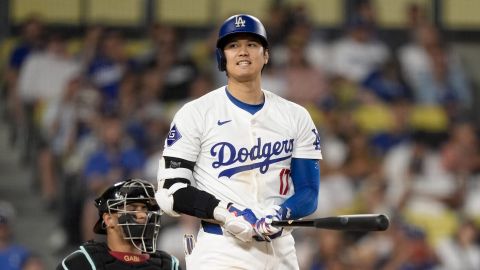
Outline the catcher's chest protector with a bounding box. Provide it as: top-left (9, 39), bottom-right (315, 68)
top-left (82, 242), bottom-right (175, 270)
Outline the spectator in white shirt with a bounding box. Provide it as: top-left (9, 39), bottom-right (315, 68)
top-left (330, 17), bottom-right (390, 83)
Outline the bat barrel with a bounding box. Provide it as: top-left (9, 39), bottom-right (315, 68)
top-left (314, 214), bottom-right (389, 231)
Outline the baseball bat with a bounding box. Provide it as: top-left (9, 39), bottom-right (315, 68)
top-left (271, 214), bottom-right (390, 231)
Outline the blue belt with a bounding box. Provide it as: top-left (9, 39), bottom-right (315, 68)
top-left (201, 221), bottom-right (282, 241)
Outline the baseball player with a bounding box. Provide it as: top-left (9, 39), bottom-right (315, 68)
top-left (57, 179), bottom-right (181, 270)
top-left (155, 14), bottom-right (322, 269)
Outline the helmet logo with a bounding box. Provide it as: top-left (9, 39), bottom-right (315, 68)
top-left (115, 191), bottom-right (125, 199)
top-left (234, 16), bottom-right (246, 28)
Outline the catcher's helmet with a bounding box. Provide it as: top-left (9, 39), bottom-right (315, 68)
top-left (93, 179), bottom-right (161, 253)
top-left (216, 14), bottom-right (268, 71)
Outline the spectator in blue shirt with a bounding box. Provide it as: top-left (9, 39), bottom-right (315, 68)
top-left (87, 30), bottom-right (138, 113)
top-left (0, 201), bottom-right (30, 270)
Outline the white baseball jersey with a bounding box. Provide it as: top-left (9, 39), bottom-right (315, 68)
top-left (160, 87), bottom-right (322, 217)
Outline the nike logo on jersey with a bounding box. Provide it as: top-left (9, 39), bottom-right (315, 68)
top-left (217, 120), bottom-right (232, 126)
top-left (210, 138), bottom-right (294, 178)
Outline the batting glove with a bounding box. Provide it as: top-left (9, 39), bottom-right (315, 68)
top-left (254, 205), bottom-right (283, 241)
top-left (213, 203), bottom-right (259, 242)
top-left (229, 205), bottom-right (277, 242)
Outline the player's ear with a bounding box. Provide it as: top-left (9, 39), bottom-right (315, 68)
top-left (103, 212), bottom-right (115, 228)
top-left (264, 49), bottom-right (269, 65)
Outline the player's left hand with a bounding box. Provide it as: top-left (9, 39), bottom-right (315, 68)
top-left (254, 205), bottom-right (283, 241)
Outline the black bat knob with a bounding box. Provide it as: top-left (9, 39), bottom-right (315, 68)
top-left (376, 214), bottom-right (390, 231)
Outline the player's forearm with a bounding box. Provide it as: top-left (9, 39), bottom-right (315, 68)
top-left (281, 186), bottom-right (318, 219)
top-left (281, 158), bottom-right (320, 220)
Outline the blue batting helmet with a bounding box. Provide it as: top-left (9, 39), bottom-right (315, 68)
top-left (216, 14), bottom-right (268, 71)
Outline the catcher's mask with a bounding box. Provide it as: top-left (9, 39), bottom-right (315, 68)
top-left (93, 179), bottom-right (161, 253)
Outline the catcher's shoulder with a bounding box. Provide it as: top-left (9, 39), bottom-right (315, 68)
top-left (56, 241), bottom-right (106, 270)
top-left (56, 248), bottom-right (93, 270)
top-left (152, 250), bottom-right (181, 269)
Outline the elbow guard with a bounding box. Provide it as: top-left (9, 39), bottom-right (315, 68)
top-left (155, 156), bottom-right (220, 219)
top-left (156, 156), bottom-right (194, 217)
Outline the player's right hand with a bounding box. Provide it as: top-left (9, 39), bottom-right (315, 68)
top-left (227, 205), bottom-right (278, 242)
top-left (213, 203), bottom-right (262, 242)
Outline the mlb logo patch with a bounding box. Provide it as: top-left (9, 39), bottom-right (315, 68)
top-left (166, 124), bottom-right (182, 147)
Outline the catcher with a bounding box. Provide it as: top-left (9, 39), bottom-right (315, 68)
top-left (57, 179), bottom-right (181, 270)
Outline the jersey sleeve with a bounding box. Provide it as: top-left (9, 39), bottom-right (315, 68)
top-left (162, 103), bottom-right (202, 162)
top-left (292, 106), bottom-right (323, 160)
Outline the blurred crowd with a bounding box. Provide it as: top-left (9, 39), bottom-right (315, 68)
top-left (1, 1), bottom-right (480, 269)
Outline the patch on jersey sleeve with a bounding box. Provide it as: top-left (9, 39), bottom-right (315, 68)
top-left (312, 129), bottom-right (321, 150)
top-left (166, 124), bottom-right (182, 147)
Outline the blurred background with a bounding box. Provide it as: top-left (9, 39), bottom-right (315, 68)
top-left (1, 0), bottom-right (480, 269)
